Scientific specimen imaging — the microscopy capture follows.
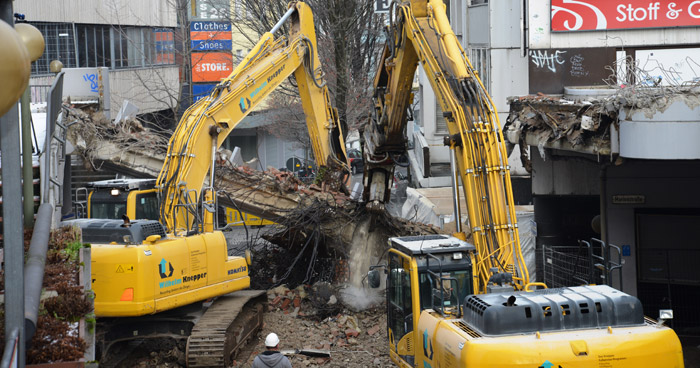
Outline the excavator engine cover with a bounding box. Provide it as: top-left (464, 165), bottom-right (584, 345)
top-left (70, 219), bottom-right (166, 244)
top-left (463, 285), bottom-right (643, 336)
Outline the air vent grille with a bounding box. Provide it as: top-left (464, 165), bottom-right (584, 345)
top-left (454, 321), bottom-right (482, 338)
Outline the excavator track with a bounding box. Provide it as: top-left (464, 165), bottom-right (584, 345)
top-left (186, 290), bottom-right (267, 367)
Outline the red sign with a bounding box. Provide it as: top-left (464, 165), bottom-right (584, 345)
top-left (191, 52), bottom-right (233, 82)
top-left (551, 0), bottom-right (700, 31)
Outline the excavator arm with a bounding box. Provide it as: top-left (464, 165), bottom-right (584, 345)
top-left (157, 1), bottom-right (349, 235)
top-left (364, 0), bottom-right (528, 293)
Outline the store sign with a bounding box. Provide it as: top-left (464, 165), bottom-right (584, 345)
top-left (191, 52), bottom-right (233, 82)
top-left (551, 0), bottom-right (700, 32)
top-left (190, 21), bottom-right (231, 51)
top-left (190, 21), bottom-right (231, 36)
top-left (191, 39), bottom-right (232, 51)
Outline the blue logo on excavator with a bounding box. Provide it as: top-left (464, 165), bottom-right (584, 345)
top-left (239, 81), bottom-right (268, 113)
top-left (423, 329), bottom-right (433, 361)
top-left (159, 258), bottom-right (174, 279)
top-left (539, 361), bottom-right (563, 368)
top-left (239, 97), bottom-right (251, 113)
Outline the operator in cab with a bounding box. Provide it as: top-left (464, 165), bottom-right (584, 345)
top-left (252, 333), bottom-right (292, 368)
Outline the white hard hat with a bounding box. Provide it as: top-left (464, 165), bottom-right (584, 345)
top-left (265, 333), bottom-right (280, 347)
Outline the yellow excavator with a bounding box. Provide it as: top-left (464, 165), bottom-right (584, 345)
top-left (365, 0), bottom-right (684, 366)
top-left (75, 178), bottom-right (273, 227)
top-left (65, 2), bottom-right (348, 366)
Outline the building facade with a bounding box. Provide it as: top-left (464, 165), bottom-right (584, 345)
top-left (16, 0), bottom-right (179, 116)
top-left (492, 0), bottom-right (700, 337)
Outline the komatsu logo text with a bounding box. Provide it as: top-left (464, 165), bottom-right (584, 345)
top-left (228, 266), bottom-right (247, 275)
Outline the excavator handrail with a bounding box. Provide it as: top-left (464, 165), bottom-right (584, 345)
top-left (524, 282), bottom-right (549, 292)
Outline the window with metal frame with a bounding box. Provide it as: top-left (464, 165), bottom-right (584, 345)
top-left (29, 22), bottom-right (175, 76)
top-left (30, 23), bottom-right (78, 75)
top-left (468, 47), bottom-right (491, 94)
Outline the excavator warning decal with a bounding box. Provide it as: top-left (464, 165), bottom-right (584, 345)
top-left (116, 264), bottom-right (135, 273)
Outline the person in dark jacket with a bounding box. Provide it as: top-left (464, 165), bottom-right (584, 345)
top-left (252, 333), bottom-right (292, 368)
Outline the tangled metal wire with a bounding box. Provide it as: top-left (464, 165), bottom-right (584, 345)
top-left (602, 55), bottom-right (700, 105)
top-left (215, 163), bottom-right (367, 290)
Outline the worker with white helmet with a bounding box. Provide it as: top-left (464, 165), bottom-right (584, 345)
top-left (252, 332), bottom-right (292, 368)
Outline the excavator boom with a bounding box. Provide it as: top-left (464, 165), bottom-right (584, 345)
top-left (158, 1), bottom-right (348, 235)
top-left (365, 0), bottom-right (526, 293)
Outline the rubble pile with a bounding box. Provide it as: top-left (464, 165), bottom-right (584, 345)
top-left (214, 159), bottom-right (443, 292)
top-left (236, 285), bottom-right (392, 367)
top-left (505, 86), bottom-right (700, 171)
top-left (65, 105), bottom-right (169, 176)
top-left (505, 94), bottom-right (617, 160)
top-left (266, 284), bottom-right (341, 320)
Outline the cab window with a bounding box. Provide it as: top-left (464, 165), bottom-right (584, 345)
top-left (418, 269), bottom-right (472, 313)
top-left (135, 192), bottom-right (159, 220)
top-left (387, 252), bottom-right (414, 363)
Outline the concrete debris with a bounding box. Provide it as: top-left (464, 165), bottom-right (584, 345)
top-left (64, 104), bottom-right (168, 177)
top-left (213, 161), bottom-right (443, 254)
top-left (505, 87), bottom-right (700, 167)
top-left (266, 282), bottom-right (367, 320)
top-left (251, 281), bottom-right (391, 367)
top-left (505, 94), bottom-right (616, 155)
top-left (114, 99), bottom-right (140, 124)
top-left (64, 102), bottom-right (443, 240)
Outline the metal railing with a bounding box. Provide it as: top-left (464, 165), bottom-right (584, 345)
top-left (73, 187), bottom-right (88, 219)
top-left (541, 238), bottom-right (623, 289)
top-left (29, 85), bottom-right (51, 104)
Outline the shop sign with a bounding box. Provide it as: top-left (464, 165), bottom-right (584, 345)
top-left (191, 52), bottom-right (233, 82)
top-left (552, 0), bottom-right (700, 32)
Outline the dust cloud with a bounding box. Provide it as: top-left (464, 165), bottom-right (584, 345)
top-left (343, 218), bottom-right (386, 311)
